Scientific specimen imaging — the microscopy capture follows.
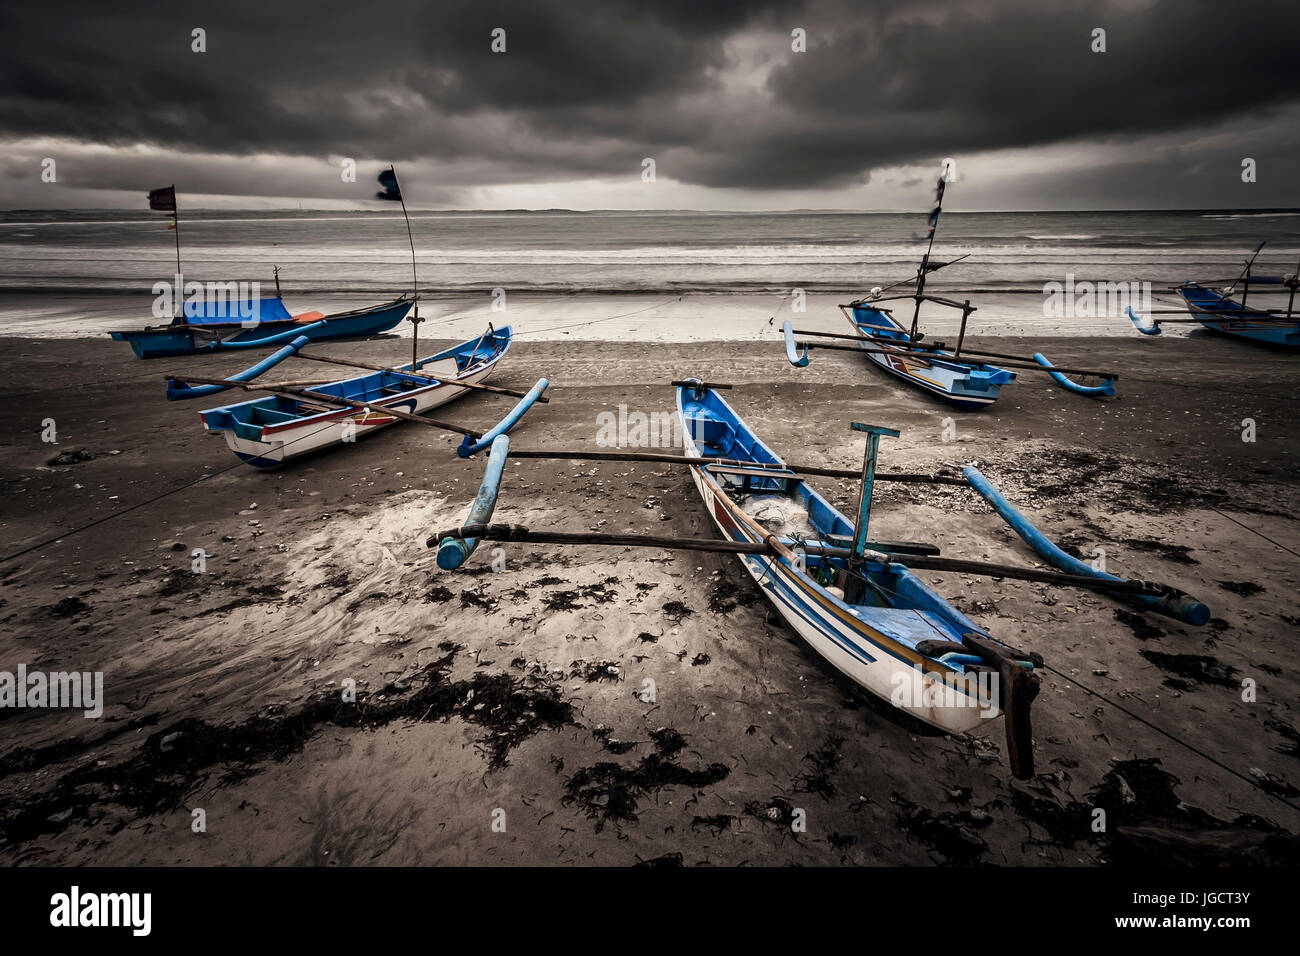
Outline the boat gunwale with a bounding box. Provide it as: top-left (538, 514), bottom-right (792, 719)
top-left (841, 303), bottom-right (1012, 375)
top-left (675, 385), bottom-right (990, 688)
top-left (110, 294), bottom-right (415, 337)
top-left (201, 325), bottom-right (511, 437)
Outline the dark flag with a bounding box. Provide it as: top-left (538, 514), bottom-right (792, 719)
top-left (148, 185), bottom-right (177, 212)
top-left (376, 167), bottom-right (402, 201)
top-left (926, 175), bottom-right (946, 239)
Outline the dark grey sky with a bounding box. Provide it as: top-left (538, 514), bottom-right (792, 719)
top-left (2, 0), bottom-right (1298, 209)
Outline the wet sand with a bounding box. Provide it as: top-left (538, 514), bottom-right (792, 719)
top-left (1, 328), bottom-right (1298, 866)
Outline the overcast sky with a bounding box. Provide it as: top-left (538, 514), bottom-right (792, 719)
top-left (2, 0), bottom-right (1298, 211)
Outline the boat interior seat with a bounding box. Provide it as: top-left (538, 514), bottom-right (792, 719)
top-left (683, 415), bottom-right (733, 450)
top-left (706, 464), bottom-right (800, 493)
top-left (249, 407), bottom-right (304, 425)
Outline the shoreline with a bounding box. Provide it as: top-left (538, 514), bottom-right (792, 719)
top-left (0, 290), bottom-right (1267, 343)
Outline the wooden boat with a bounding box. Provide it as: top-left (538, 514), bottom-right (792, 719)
top-left (840, 301), bottom-right (1015, 409)
top-left (1128, 243), bottom-right (1300, 347)
top-left (429, 380), bottom-right (1208, 778)
top-left (785, 172), bottom-right (1117, 405)
top-left (1176, 284), bottom-right (1300, 347)
top-left (110, 294), bottom-right (414, 359)
top-left (676, 384), bottom-right (1028, 732)
top-left (166, 325), bottom-right (550, 467)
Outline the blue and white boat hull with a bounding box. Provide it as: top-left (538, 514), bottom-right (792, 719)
top-left (677, 385), bottom-right (1006, 734)
top-left (1178, 284), bottom-right (1300, 348)
top-left (111, 296), bottom-right (413, 359)
top-left (200, 326), bottom-right (513, 467)
top-left (843, 304), bottom-right (1015, 410)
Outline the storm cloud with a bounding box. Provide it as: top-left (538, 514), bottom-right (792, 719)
top-left (1, 0), bottom-right (1297, 207)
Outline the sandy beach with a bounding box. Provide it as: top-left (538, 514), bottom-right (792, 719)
top-left (1, 324), bottom-right (1298, 866)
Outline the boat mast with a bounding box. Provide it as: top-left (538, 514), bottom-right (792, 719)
top-left (171, 184), bottom-right (183, 280)
top-left (1227, 241), bottom-right (1266, 310)
top-left (909, 169), bottom-right (948, 341)
top-left (380, 165), bottom-right (422, 368)
top-left (1287, 252), bottom-right (1300, 321)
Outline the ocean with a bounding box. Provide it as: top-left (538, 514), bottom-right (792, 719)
top-left (2, 208), bottom-right (1298, 296)
top-left (1, 208), bottom-right (1297, 341)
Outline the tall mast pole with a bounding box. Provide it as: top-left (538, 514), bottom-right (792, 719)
top-left (388, 165), bottom-right (421, 369)
top-left (171, 184), bottom-right (182, 279)
top-left (910, 172), bottom-right (947, 341)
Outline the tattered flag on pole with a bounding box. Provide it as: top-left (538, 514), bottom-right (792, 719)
top-left (376, 168), bottom-right (402, 201)
top-left (926, 175), bottom-right (946, 239)
top-left (148, 185), bottom-right (177, 212)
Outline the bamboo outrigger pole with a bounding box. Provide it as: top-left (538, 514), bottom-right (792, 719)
top-left (431, 522), bottom-right (1189, 600)
top-left (169, 374), bottom-right (485, 436)
top-left (787, 328), bottom-right (1120, 380)
top-left (502, 447), bottom-right (968, 484)
top-left (291, 350), bottom-right (550, 402)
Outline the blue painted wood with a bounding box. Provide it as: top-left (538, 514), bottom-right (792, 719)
top-left (783, 321), bottom-right (810, 367)
top-left (1126, 305), bottom-right (1162, 335)
top-left (166, 334), bottom-right (314, 400)
top-left (109, 296), bottom-right (412, 358)
top-left (849, 422), bottom-right (900, 560)
top-left (844, 304), bottom-right (1015, 409)
top-left (1179, 284), bottom-right (1300, 347)
top-left (202, 318), bottom-right (328, 350)
top-left (1031, 352), bottom-right (1116, 397)
top-left (438, 434), bottom-right (511, 569)
top-left (196, 326), bottom-right (515, 467)
top-left (456, 377), bottom-right (550, 458)
top-left (963, 466), bottom-right (1209, 625)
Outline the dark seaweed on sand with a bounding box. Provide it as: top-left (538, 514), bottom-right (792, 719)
top-left (744, 796), bottom-right (798, 831)
top-left (1112, 609), bottom-right (1164, 641)
top-left (893, 794), bottom-right (992, 866)
top-left (635, 852), bottom-right (684, 867)
top-left (0, 649), bottom-right (574, 846)
top-left (690, 814), bottom-right (735, 834)
top-left (592, 727), bottom-right (636, 755)
top-left (708, 579), bottom-right (762, 614)
top-left (1010, 758), bottom-right (1297, 864)
top-left (649, 727), bottom-right (687, 758)
top-left (423, 585), bottom-right (454, 603)
top-left (569, 659), bottom-right (621, 682)
top-left (794, 735), bottom-right (844, 800)
top-left (1217, 580), bottom-right (1265, 596)
top-left (543, 589), bottom-right (583, 611)
top-left (661, 600), bottom-right (694, 623)
top-left (459, 588), bottom-right (497, 611)
top-left (563, 754), bottom-right (729, 831)
top-left (1139, 650), bottom-right (1239, 688)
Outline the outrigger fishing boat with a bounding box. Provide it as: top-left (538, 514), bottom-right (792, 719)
top-left (162, 166), bottom-right (550, 466)
top-left (783, 173), bottom-right (1118, 406)
top-left (112, 175), bottom-right (423, 358)
top-left (110, 292), bottom-right (414, 359)
top-left (430, 380), bottom-right (1208, 778)
top-left (1127, 242), bottom-right (1300, 347)
top-left (165, 325), bottom-right (549, 466)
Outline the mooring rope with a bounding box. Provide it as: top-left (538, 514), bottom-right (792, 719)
top-left (1041, 663), bottom-right (1300, 816)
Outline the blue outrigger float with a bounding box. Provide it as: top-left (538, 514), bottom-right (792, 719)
top-left (1127, 242), bottom-right (1300, 348)
top-left (164, 324), bottom-right (549, 467)
top-left (429, 380), bottom-right (1207, 778)
top-left (784, 173), bottom-right (1118, 406)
